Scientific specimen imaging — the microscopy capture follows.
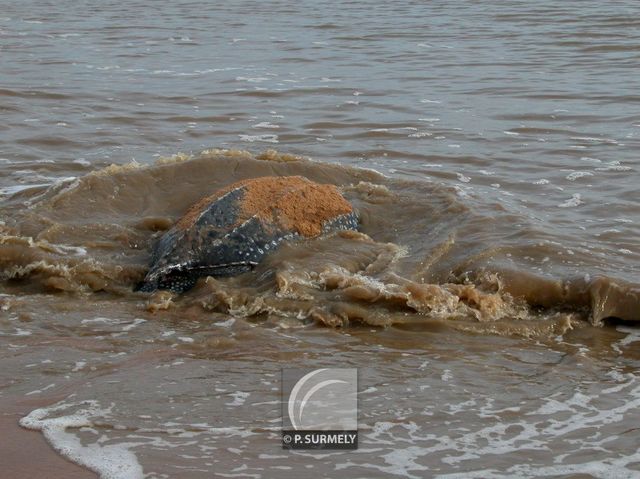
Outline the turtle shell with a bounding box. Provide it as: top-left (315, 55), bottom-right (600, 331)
top-left (137, 176), bottom-right (358, 293)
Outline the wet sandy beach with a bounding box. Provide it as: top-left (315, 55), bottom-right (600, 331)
top-left (1, 399), bottom-right (96, 478)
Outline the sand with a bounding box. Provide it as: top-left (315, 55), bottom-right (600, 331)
top-left (178, 176), bottom-right (353, 237)
top-left (1, 399), bottom-right (96, 478)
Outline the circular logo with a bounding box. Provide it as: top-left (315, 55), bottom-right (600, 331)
top-left (288, 369), bottom-right (355, 430)
top-left (283, 434), bottom-right (292, 444)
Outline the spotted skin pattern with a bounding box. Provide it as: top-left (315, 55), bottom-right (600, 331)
top-left (138, 178), bottom-right (359, 293)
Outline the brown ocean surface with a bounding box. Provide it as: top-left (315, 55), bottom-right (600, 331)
top-left (1, 1), bottom-right (640, 477)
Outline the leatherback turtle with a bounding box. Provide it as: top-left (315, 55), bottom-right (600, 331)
top-left (137, 176), bottom-right (358, 293)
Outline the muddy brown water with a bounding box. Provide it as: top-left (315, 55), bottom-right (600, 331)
top-left (1, 1), bottom-right (640, 478)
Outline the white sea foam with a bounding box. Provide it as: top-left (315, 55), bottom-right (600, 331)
top-left (81, 317), bottom-right (120, 325)
top-left (238, 134), bottom-right (279, 144)
top-left (25, 383), bottom-right (56, 395)
top-left (565, 171), bottom-right (594, 181)
top-left (253, 122), bottom-right (280, 129)
top-left (120, 318), bottom-right (146, 332)
top-left (20, 400), bottom-right (144, 479)
top-left (226, 391), bottom-right (250, 406)
top-left (370, 127), bottom-right (418, 133)
top-left (215, 317), bottom-right (236, 328)
top-left (408, 131), bottom-right (432, 138)
top-left (72, 361), bottom-right (86, 372)
top-left (595, 161), bottom-right (632, 172)
top-left (10, 327), bottom-right (32, 336)
top-left (0, 183), bottom-right (51, 196)
top-left (615, 326), bottom-right (640, 351)
top-left (570, 136), bottom-right (618, 144)
top-left (235, 76), bottom-right (269, 83)
top-left (558, 194), bottom-right (583, 208)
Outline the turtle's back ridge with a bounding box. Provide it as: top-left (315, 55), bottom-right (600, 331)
top-left (139, 176), bottom-right (358, 293)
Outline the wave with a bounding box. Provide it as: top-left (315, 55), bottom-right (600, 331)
top-left (1, 149), bottom-right (638, 337)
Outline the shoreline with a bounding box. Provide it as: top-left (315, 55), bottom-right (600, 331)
top-left (1, 398), bottom-right (96, 479)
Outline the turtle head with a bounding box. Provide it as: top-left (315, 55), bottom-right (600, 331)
top-left (135, 264), bottom-right (198, 294)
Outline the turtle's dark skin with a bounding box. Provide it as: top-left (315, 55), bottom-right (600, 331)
top-left (137, 176), bottom-right (359, 293)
